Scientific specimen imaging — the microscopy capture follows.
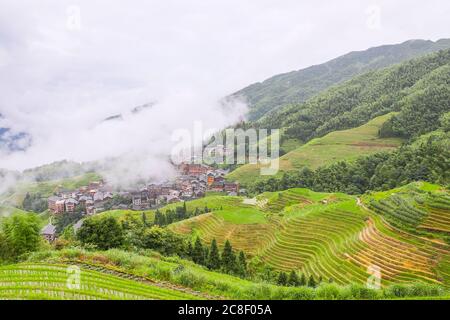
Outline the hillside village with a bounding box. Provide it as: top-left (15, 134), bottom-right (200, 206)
top-left (41, 163), bottom-right (240, 241)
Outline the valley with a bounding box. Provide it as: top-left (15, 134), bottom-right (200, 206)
top-left (1, 39), bottom-right (449, 301)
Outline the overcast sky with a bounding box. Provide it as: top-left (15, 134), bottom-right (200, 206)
top-left (0, 0), bottom-right (449, 178)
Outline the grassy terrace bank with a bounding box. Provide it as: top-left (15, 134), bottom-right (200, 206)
top-left (18, 248), bottom-right (449, 300)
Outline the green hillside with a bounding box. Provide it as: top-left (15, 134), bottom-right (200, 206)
top-left (263, 49), bottom-right (450, 142)
top-left (232, 39), bottom-right (450, 121)
top-left (0, 205), bottom-right (29, 218)
top-left (0, 263), bottom-right (200, 300)
top-left (227, 113), bottom-right (403, 185)
top-left (0, 172), bottom-right (102, 208)
top-left (170, 183), bottom-right (450, 287)
top-left (363, 182), bottom-right (450, 237)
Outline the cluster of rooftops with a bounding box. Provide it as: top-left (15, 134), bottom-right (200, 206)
top-left (41, 162), bottom-right (242, 241)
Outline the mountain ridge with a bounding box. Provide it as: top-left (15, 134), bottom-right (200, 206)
top-left (231, 38), bottom-right (450, 121)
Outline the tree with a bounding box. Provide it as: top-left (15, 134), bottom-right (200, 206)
top-left (22, 193), bottom-right (48, 213)
top-left (0, 232), bottom-right (12, 261)
top-left (154, 210), bottom-right (165, 226)
top-left (142, 226), bottom-right (186, 256)
top-left (308, 275), bottom-right (317, 288)
top-left (288, 270), bottom-right (299, 286)
top-left (221, 240), bottom-right (236, 274)
top-left (54, 210), bottom-right (83, 234)
top-left (141, 212), bottom-right (148, 226)
top-left (186, 241), bottom-right (193, 257)
top-left (77, 216), bottom-right (124, 250)
top-left (277, 272), bottom-right (288, 286)
top-left (1, 212), bottom-right (41, 260)
top-left (299, 273), bottom-right (306, 286)
top-left (237, 251), bottom-right (247, 277)
top-left (207, 239), bottom-right (221, 270)
top-left (192, 237), bottom-right (205, 265)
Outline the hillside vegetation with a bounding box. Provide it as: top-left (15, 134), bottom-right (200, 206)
top-left (0, 263), bottom-right (200, 300)
top-left (170, 184), bottom-right (450, 287)
top-left (363, 182), bottom-right (450, 238)
top-left (227, 113), bottom-right (403, 184)
top-left (263, 49), bottom-right (450, 142)
top-left (0, 172), bottom-right (102, 208)
top-left (247, 130), bottom-right (449, 195)
top-left (232, 39), bottom-right (450, 121)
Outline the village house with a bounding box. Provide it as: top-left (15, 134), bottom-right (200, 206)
top-left (55, 199), bottom-right (66, 214)
top-left (210, 181), bottom-right (225, 192)
top-left (88, 181), bottom-right (102, 190)
top-left (48, 196), bottom-right (62, 214)
top-left (41, 223), bottom-right (56, 242)
top-left (178, 163), bottom-right (212, 176)
top-left (207, 172), bottom-right (215, 186)
top-left (103, 192), bottom-right (113, 200)
top-left (224, 182), bottom-right (239, 193)
top-left (131, 190), bottom-right (150, 210)
top-left (166, 194), bottom-right (180, 204)
top-left (65, 198), bottom-right (78, 213)
top-left (86, 206), bottom-right (96, 215)
top-left (93, 191), bottom-right (104, 202)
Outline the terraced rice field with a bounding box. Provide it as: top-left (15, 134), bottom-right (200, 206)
top-left (419, 194), bottom-right (450, 233)
top-left (169, 212), bottom-right (278, 255)
top-left (261, 202), bottom-right (371, 284)
top-left (169, 184), bottom-right (450, 287)
top-left (226, 113), bottom-right (403, 184)
top-left (260, 199), bottom-right (450, 287)
top-left (368, 193), bottom-right (427, 229)
top-left (261, 190), bottom-right (315, 213)
top-left (0, 263), bottom-right (200, 300)
top-left (366, 183), bottom-right (450, 237)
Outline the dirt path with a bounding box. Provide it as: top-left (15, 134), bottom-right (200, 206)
top-left (357, 197), bottom-right (369, 211)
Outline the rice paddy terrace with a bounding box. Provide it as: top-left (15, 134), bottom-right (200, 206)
top-left (364, 182), bottom-right (450, 236)
top-left (226, 113), bottom-right (403, 185)
top-left (169, 207), bottom-right (278, 255)
top-left (0, 263), bottom-right (201, 300)
top-left (170, 184), bottom-right (450, 287)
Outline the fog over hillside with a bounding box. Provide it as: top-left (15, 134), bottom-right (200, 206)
top-left (0, 0), bottom-right (449, 186)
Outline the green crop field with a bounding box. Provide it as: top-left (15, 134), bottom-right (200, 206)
top-left (0, 263), bottom-right (200, 300)
top-left (170, 184), bottom-right (450, 288)
top-left (226, 113), bottom-right (403, 185)
top-left (363, 182), bottom-right (450, 237)
top-left (0, 205), bottom-right (29, 218)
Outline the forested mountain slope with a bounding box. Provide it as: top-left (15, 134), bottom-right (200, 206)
top-left (264, 49), bottom-right (450, 142)
top-left (226, 113), bottom-right (403, 184)
top-left (231, 39), bottom-right (450, 121)
top-left (227, 49), bottom-right (450, 186)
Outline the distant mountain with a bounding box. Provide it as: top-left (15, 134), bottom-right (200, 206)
top-left (226, 48), bottom-right (450, 185)
top-left (0, 102), bottom-right (156, 154)
top-left (232, 39), bottom-right (450, 121)
top-left (102, 102), bottom-right (156, 123)
top-left (0, 114), bottom-right (30, 152)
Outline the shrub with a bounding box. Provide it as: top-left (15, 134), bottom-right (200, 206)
top-left (349, 284), bottom-right (380, 300)
top-left (316, 283), bottom-right (342, 300)
top-left (176, 269), bottom-right (207, 288)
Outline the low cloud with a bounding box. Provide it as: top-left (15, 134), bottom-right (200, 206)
top-left (0, 0), bottom-right (448, 187)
